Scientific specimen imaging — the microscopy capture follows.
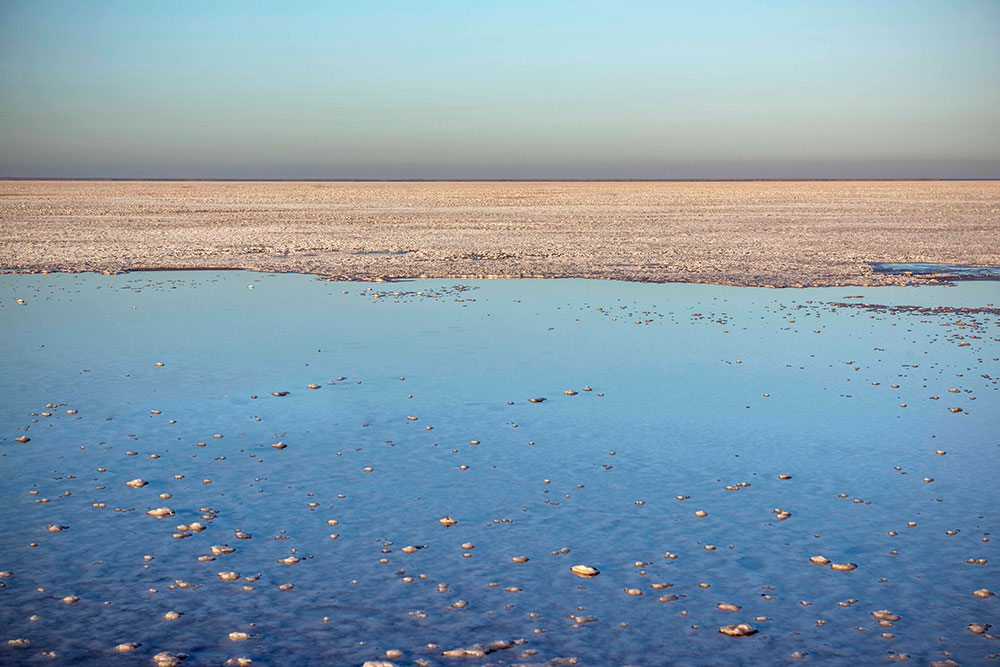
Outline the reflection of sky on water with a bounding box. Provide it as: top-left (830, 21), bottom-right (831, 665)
top-left (1, 272), bottom-right (997, 666)
top-left (871, 262), bottom-right (1000, 278)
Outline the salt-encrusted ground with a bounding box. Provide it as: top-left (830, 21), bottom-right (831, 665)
top-left (2, 180), bottom-right (997, 286)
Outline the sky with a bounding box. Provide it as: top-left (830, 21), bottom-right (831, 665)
top-left (0, 0), bottom-right (998, 179)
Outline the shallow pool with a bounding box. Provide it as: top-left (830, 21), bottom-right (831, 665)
top-left (1, 272), bottom-right (997, 666)
top-left (871, 262), bottom-right (1000, 279)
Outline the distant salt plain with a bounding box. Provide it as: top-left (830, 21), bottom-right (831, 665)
top-left (2, 180), bottom-right (999, 287)
top-left (0, 271), bottom-right (997, 665)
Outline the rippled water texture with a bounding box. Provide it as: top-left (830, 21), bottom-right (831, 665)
top-left (1, 272), bottom-right (998, 666)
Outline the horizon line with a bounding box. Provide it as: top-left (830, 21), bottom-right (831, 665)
top-left (4, 177), bottom-right (999, 183)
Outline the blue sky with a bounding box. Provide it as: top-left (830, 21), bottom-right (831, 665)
top-left (0, 0), bottom-right (997, 178)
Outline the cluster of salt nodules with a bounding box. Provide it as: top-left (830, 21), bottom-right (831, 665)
top-left (809, 555), bottom-right (856, 571)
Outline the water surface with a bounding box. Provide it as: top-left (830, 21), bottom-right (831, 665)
top-left (1, 272), bottom-right (997, 666)
top-left (871, 262), bottom-right (1000, 279)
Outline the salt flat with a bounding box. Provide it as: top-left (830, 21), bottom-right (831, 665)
top-left (1, 180), bottom-right (997, 286)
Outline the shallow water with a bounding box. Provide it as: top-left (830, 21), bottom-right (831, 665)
top-left (871, 262), bottom-right (1000, 279)
top-left (1, 272), bottom-right (998, 666)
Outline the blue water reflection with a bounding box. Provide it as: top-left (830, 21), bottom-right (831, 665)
top-left (0, 272), bottom-right (997, 666)
top-left (871, 262), bottom-right (1000, 279)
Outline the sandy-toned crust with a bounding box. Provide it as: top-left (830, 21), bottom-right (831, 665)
top-left (2, 180), bottom-right (997, 287)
